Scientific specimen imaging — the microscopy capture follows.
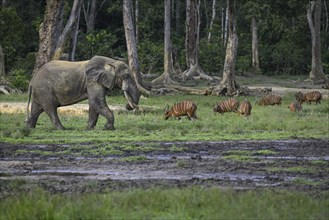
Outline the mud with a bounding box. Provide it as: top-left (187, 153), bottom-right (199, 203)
top-left (0, 139), bottom-right (328, 197)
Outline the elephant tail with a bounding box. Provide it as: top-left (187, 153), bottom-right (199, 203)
top-left (26, 84), bottom-right (32, 121)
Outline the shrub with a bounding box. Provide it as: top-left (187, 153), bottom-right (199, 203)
top-left (8, 69), bottom-right (30, 91)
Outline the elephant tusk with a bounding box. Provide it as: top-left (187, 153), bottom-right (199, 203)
top-left (124, 91), bottom-right (139, 110)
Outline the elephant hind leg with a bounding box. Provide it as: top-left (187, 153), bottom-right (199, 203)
top-left (87, 107), bottom-right (99, 130)
top-left (42, 102), bottom-right (65, 130)
top-left (46, 110), bottom-right (65, 130)
top-left (26, 101), bottom-right (44, 128)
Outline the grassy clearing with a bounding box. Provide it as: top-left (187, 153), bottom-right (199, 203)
top-left (266, 164), bottom-right (329, 174)
top-left (0, 187), bottom-right (328, 219)
top-left (0, 93), bottom-right (328, 144)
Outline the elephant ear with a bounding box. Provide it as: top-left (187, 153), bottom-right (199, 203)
top-left (86, 56), bottom-right (116, 89)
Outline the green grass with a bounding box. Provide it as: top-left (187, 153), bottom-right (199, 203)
top-left (254, 149), bottom-right (277, 155)
top-left (266, 165), bottom-right (329, 174)
top-left (290, 178), bottom-right (328, 186)
top-left (1, 93), bottom-right (328, 144)
top-left (0, 187), bottom-right (328, 219)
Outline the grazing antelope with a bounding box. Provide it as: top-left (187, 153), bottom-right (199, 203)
top-left (238, 99), bottom-right (252, 116)
top-left (288, 101), bottom-right (302, 112)
top-left (213, 98), bottom-right (239, 114)
top-left (164, 100), bottom-right (197, 120)
top-left (295, 91), bottom-right (322, 104)
top-left (257, 94), bottom-right (282, 106)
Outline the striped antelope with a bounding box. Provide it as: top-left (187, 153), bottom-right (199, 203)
top-left (295, 91), bottom-right (322, 104)
top-left (164, 100), bottom-right (197, 120)
top-left (213, 98), bottom-right (239, 114)
top-left (288, 101), bottom-right (302, 112)
top-left (238, 99), bottom-right (252, 116)
top-left (257, 94), bottom-right (282, 106)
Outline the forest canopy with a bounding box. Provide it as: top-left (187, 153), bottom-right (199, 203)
top-left (0, 0), bottom-right (328, 91)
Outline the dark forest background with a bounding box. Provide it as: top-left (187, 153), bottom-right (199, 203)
top-left (0, 0), bottom-right (328, 90)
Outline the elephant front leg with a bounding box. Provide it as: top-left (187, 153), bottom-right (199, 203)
top-left (88, 87), bottom-right (115, 130)
top-left (90, 105), bottom-right (115, 130)
top-left (99, 107), bottom-right (115, 130)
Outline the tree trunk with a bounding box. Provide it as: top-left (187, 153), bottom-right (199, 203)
top-left (123, 0), bottom-right (150, 96)
top-left (87, 0), bottom-right (96, 33)
top-left (135, 0), bottom-right (139, 44)
top-left (212, 0), bottom-right (239, 96)
top-left (324, 0), bottom-right (328, 32)
top-left (33, 0), bottom-right (64, 75)
top-left (181, 0), bottom-right (213, 81)
top-left (0, 44), bottom-right (5, 77)
top-left (223, 5), bottom-right (228, 47)
top-left (307, 0), bottom-right (327, 84)
top-left (53, 0), bottom-right (82, 60)
top-left (175, 0), bottom-right (180, 35)
top-left (185, 0), bottom-right (198, 69)
top-left (69, 2), bottom-right (82, 61)
top-left (251, 16), bottom-right (260, 73)
top-left (221, 7), bottom-right (225, 44)
top-left (207, 0), bottom-right (216, 42)
top-left (152, 0), bottom-right (177, 85)
top-left (172, 0), bottom-right (181, 74)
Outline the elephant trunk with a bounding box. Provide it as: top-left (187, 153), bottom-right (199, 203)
top-left (124, 90), bottom-right (139, 110)
top-left (122, 79), bottom-right (139, 110)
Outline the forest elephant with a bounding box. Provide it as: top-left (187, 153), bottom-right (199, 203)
top-left (26, 56), bottom-right (140, 130)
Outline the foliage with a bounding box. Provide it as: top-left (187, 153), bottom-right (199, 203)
top-left (199, 34), bottom-right (225, 75)
top-left (1, 0), bottom-right (329, 88)
top-left (138, 39), bottom-right (163, 74)
top-left (76, 30), bottom-right (122, 60)
top-left (0, 188), bottom-right (328, 219)
top-left (0, 7), bottom-right (25, 70)
top-left (8, 69), bottom-right (30, 91)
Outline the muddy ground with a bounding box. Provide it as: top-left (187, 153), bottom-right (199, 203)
top-left (0, 139), bottom-right (328, 197)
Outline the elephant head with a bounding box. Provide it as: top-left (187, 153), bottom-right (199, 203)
top-left (85, 56), bottom-right (140, 110)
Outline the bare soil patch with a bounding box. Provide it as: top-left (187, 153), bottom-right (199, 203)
top-left (0, 139), bottom-right (328, 197)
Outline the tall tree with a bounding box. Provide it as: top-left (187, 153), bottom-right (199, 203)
top-left (212, 0), bottom-right (238, 95)
top-left (52, 0), bottom-right (82, 60)
top-left (152, 0), bottom-right (177, 85)
top-left (135, 0), bottom-right (139, 44)
top-left (223, 5), bottom-right (228, 46)
top-left (181, 0), bottom-right (213, 81)
top-left (251, 16), bottom-right (260, 73)
top-left (33, 0), bottom-right (64, 74)
top-left (207, 0), bottom-right (216, 42)
top-left (123, 0), bottom-right (150, 95)
top-left (0, 44), bottom-right (4, 77)
top-left (68, 2), bottom-right (82, 61)
top-left (83, 0), bottom-right (97, 33)
top-left (307, 0), bottom-right (327, 83)
top-left (33, 0), bottom-right (81, 74)
top-left (243, 0), bottom-right (263, 73)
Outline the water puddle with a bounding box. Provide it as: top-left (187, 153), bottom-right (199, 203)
top-left (146, 154), bottom-right (329, 161)
top-left (256, 156), bottom-right (329, 161)
top-left (2, 154), bottom-right (328, 162)
top-left (25, 168), bottom-right (322, 188)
